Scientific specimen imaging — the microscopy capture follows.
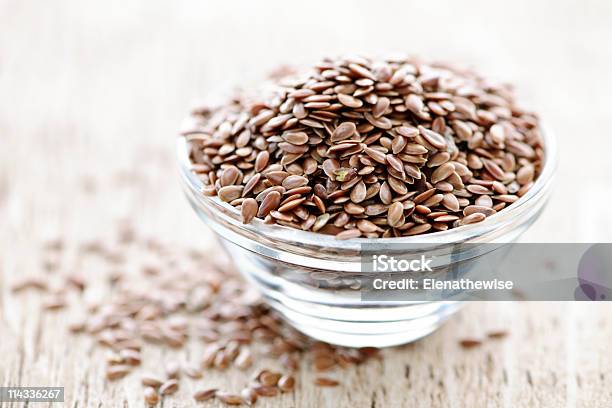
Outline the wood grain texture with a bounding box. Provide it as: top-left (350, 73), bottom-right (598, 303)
top-left (1, 0), bottom-right (612, 406)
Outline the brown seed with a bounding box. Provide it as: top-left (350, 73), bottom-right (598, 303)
top-left (386, 155), bottom-right (404, 173)
top-left (283, 131), bottom-right (309, 145)
top-left (387, 176), bottom-right (407, 195)
top-left (314, 355), bottom-right (336, 371)
top-left (495, 194), bottom-right (519, 203)
top-left (258, 191), bottom-right (281, 217)
top-left (467, 184), bottom-right (492, 195)
top-left (475, 195), bottom-right (493, 208)
top-left (241, 174), bottom-right (261, 197)
top-left (428, 152), bottom-right (451, 168)
top-left (397, 126), bottom-right (419, 138)
top-left (459, 339), bottom-right (483, 349)
top-left (405, 223), bottom-right (432, 235)
top-left (219, 186), bottom-right (243, 202)
top-left (414, 188), bottom-right (436, 204)
top-left (356, 219), bottom-right (379, 233)
top-left (144, 387), bottom-right (159, 406)
top-left (487, 330), bottom-right (509, 339)
top-left (241, 198), bottom-right (258, 224)
top-left (379, 182), bottom-right (393, 205)
top-left (441, 193), bottom-right (460, 212)
top-left (349, 63), bottom-right (376, 80)
top-left (452, 120), bottom-right (473, 140)
top-left (406, 94), bottom-right (424, 114)
top-left (350, 181), bottom-right (367, 203)
top-left (322, 159), bottom-right (340, 179)
top-left (335, 229), bottom-right (362, 240)
top-left (106, 365), bottom-right (130, 380)
top-left (338, 93), bottom-right (363, 108)
top-left (344, 202), bottom-right (365, 215)
top-left (313, 213), bottom-right (331, 232)
top-left (483, 159), bottom-right (506, 181)
top-left (43, 297), bottom-right (66, 311)
top-left (278, 374), bottom-right (295, 392)
top-left (141, 374), bottom-right (164, 388)
top-left (331, 122), bottom-right (357, 142)
top-left (463, 205), bottom-right (496, 217)
top-left (434, 215), bottom-right (460, 223)
top-left (315, 377), bottom-right (340, 387)
top-left (159, 379), bottom-right (179, 396)
top-left (217, 392), bottom-right (243, 405)
top-left (193, 388), bottom-right (217, 402)
top-left (282, 175), bottom-right (309, 190)
top-left (119, 349), bottom-right (141, 366)
top-left (387, 202), bottom-right (405, 228)
top-left (461, 213), bottom-right (487, 225)
top-left (278, 197), bottom-right (306, 212)
top-left (265, 171), bottom-right (290, 186)
top-left (255, 151), bottom-right (269, 172)
top-left (392, 136), bottom-right (407, 154)
top-left (373, 97), bottom-right (390, 118)
top-left (364, 112), bottom-right (392, 130)
top-left (489, 124), bottom-right (505, 143)
top-left (260, 371), bottom-right (281, 386)
top-left (363, 146), bottom-right (387, 164)
top-left (279, 142), bottom-right (308, 154)
top-left (431, 163), bottom-right (455, 184)
top-left (289, 89), bottom-right (315, 99)
top-left (418, 126), bottom-right (447, 150)
top-left (235, 348), bottom-right (253, 369)
top-left (252, 385), bottom-right (278, 397)
top-left (516, 165), bottom-right (534, 185)
top-left (220, 166), bottom-right (240, 187)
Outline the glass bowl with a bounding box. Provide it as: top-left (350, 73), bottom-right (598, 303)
top-left (176, 127), bottom-right (556, 347)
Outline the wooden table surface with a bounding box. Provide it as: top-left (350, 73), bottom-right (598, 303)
top-left (1, 0), bottom-right (612, 406)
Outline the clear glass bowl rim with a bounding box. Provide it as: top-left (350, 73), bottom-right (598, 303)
top-left (177, 124), bottom-right (557, 250)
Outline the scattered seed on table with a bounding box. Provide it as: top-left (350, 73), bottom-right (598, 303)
top-left (216, 391), bottom-right (243, 405)
top-left (159, 379), bottom-right (179, 395)
top-left (278, 374), bottom-right (295, 392)
top-left (259, 370), bottom-right (281, 386)
top-left (193, 388), bottom-right (217, 402)
top-left (315, 377), bottom-right (340, 387)
top-left (252, 385), bottom-right (278, 397)
top-left (487, 330), bottom-right (509, 339)
top-left (141, 374), bottom-right (164, 388)
top-left (106, 365), bottom-right (130, 380)
top-left (144, 387), bottom-right (159, 406)
top-left (459, 339), bottom-right (483, 349)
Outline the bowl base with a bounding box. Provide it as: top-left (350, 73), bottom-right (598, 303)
top-left (267, 298), bottom-right (458, 348)
top-left (260, 287), bottom-right (462, 348)
top-left (224, 239), bottom-right (463, 348)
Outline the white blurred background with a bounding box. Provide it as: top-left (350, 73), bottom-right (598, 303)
top-left (1, 0), bottom-right (611, 242)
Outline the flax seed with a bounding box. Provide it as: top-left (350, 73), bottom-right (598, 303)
top-left (159, 379), bottom-right (179, 396)
top-left (184, 55), bottom-right (543, 237)
top-left (193, 388), bottom-right (217, 402)
top-left (217, 392), bottom-right (243, 405)
top-left (315, 377), bottom-right (340, 387)
top-left (144, 387), bottom-right (159, 406)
